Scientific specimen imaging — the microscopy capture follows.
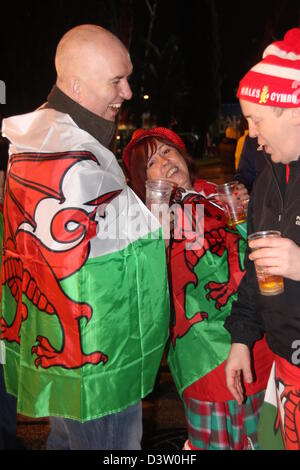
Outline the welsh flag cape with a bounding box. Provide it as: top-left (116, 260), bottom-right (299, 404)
top-left (167, 189), bottom-right (246, 396)
top-left (0, 108), bottom-right (169, 422)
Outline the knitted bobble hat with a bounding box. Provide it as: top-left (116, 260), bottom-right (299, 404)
top-left (237, 28), bottom-right (300, 108)
top-left (122, 127), bottom-right (186, 174)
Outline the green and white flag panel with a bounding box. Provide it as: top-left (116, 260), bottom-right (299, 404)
top-left (1, 109), bottom-right (170, 422)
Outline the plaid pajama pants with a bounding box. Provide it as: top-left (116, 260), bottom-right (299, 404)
top-left (183, 391), bottom-right (265, 450)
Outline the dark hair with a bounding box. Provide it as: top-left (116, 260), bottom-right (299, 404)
top-left (123, 136), bottom-right (197, 202)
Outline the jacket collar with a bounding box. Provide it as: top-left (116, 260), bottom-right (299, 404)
top-left (46, 85), bottom-right (116, 148)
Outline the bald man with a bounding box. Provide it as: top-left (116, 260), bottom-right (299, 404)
top-left (53, 24), bottom-right (132, 123)
top-left (0, 25), bottom-right (169, 450)
top-left (47, 24), bottom-right (132, 143)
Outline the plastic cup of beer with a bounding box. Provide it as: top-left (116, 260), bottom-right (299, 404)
top-left (145, 179), bottom-right (175, 239)
top-left (145, 179), bottom-right (175, 210)
top-left (248, 230), bottom-right (284, 296)
top-left (216, 181), bottom-right (247, 227)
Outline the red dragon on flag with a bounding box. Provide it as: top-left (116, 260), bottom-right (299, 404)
top-left (1, 151), bottom-right (121, 369)
top-left (170, 190), bottom-right (245, 347)
top-left (275, 373), bottom-right (300, 450)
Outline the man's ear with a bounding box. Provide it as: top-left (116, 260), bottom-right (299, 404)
top-left (68, 77), bottom-right (82, 102)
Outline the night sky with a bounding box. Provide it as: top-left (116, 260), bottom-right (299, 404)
top-left (0, 0), bottom-right (300, 130)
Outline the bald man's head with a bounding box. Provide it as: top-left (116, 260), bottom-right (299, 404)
top-left (55, 24), bottom-right (133, 121)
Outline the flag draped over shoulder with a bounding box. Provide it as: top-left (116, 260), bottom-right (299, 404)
top-left (0, 109), bottom-right (169, 422)
top-left (167, 189), bottom-right (246, 396)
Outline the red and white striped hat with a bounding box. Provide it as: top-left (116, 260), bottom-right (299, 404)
top-left (237, 28), bottom-right (300, 108)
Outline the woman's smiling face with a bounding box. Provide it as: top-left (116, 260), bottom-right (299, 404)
top-left (146, 139), bottom-right (192, 189)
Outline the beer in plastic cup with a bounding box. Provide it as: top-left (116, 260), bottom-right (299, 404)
top-left (216, 181), bottom-right (247, 227)
top-left (145, 179), bottom-right (175, 239)
top-left (248, 230), bottom-right (284, 296)
top-left (145, 179), bottom-right (175, 210)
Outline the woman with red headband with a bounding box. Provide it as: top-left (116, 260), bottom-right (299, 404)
top-left (122, 127), bottom-right (273, 450)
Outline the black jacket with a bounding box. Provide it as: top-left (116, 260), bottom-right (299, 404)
top-left (225, 154), bottom-right (300, 366)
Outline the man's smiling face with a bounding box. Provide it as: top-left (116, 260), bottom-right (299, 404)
top-left (79, 44), bottom-right (133, 122)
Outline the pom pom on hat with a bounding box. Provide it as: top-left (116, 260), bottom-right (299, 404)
top-left (274, 28), bottom-right (300, 54)
top-left (237, 28), bottom-right (300, 108)
top-left (122, 127), bottom-right (186, 173)
top-left (286, 27), bottom-right (300, 47)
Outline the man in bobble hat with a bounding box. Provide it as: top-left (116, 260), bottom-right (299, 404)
top-left (225, 28), bottom-right (300, 450)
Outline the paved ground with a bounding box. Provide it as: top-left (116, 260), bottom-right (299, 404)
top-left (14, 158), bottom-right (234, 451)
